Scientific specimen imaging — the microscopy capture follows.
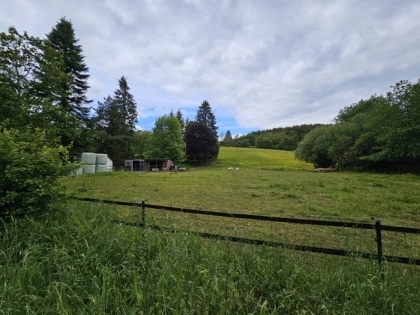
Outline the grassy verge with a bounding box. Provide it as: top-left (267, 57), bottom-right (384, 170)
top-left (1, 202), bottom-right (419, 314)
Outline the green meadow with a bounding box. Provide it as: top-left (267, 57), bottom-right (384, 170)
top-left (65, 147), bottom-right (419, 226)
top-left (64, 146), bottom-right (420, 261)
top-left (2, 147), bottom-right (420, 314)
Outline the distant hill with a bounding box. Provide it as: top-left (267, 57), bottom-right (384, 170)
top-left (216, 147), bottom-right (313, 170)
top-left (221, 124), bottom-right (326, 151)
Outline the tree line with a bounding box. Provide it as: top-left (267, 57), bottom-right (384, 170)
top-left (0, 18), bottom-right (218, 219)
top-left (220, 124), bottom-right (322, 150)
top-left (295, 80), bottom-right (420, 172)
top-left (0, 18), bottom-right (220, 166)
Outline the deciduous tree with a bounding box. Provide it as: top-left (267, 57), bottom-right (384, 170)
top-left (0, 27), bottom-right (38, 129)
top-left (144, 115), bottom-right (184, 163)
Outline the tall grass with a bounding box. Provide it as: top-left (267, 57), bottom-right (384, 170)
top-left (3, 147), bottom-right (419, 314)
top-left (1, 202), bottom-right (419, 314)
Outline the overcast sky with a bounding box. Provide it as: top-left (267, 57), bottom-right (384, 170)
top-left (1, 0), bottom-right (419, 136)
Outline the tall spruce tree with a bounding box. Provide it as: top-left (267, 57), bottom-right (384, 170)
top-left (113, 76), bottom-right (138, 132)
top-left (47, 17), bottom-right (91, 117)
top-left (189, 100), bottom-right (219, 160)
top-left (176, 108), bottom-right (185, 131)
top-left (94, 76), bottom-right (138, 167)
top-left (47, 17), bottom-right (91, 153)
top-left (195, 100), bottom-right (218, 137)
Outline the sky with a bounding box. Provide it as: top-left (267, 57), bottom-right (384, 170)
top-left (1, 0), bottom-right (420, 137)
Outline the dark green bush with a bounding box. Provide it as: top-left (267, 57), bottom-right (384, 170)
top-left (0, 128), bottom-right (77, 219)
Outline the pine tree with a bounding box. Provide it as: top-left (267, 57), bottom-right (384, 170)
top-left (222, 130), bottom-right (233, 146)
top-left (47, 18), bottom-right (92, 154)
top-left (176, 108), bottom-right (185, 131)
top-left (195, 100), bottom-right (218, 137)
top-left (112, 76), bottom-right (138, 132)
top-left (191, 100), bottom-right (219, 160)
top-left (94, 76), bottom-right (138, 167)
top-left (47, 17), bottom-right (91, 118)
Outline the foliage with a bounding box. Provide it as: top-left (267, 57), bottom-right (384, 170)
top-left (255, 135), bottom-right (274, 149)
top-left (226, 124), bottom-right (322, 150)
top-left (46, 17), bottom-right (91, 118)
top-left (294, 125), bottom-right (336, 168)
top-left (296, 80), bottom-right (420, 172)
top-left (94, 76), bottom-right (138, 167)
top-left (175, 108), bottom-right (186, 132)
top-left (195, 100), bottom-right (218, 138)
top-left (0, 24), bottom-right (87, 153)
top-left (46, 17), bottom-right (92, 154)
top-left (294, 123), bottom-right (360, 169)
top-left (130, 130), bottom-right (151, 159)
top-left (184, 121), bottom-right (219, 163)
top-left (30, 40), bottom-right (82, 144)
top-left (0, 27), bottom-right (36, 130)
top-left (0, 129), bottom-right (76, 219)
top-left (144, 115), bottom-right (184, 163)
top-left (220, 129), bottom-right (234, 146)
top-left (382, 80), bottom-right (420, 165)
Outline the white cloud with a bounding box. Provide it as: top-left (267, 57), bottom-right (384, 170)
top-left (1, 0), bottom-right (420, 134)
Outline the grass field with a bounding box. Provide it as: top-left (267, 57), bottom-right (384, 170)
top-left (64, 147), bottom-right (420, 226)
top-left (63, 147), bottom-right (420, 262)
top-left (2, 147), bottom-right (419, 314)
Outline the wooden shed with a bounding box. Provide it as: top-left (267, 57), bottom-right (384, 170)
top-left (124, 159), bottom-right (146, 171)
top-left (145, 158), bottom-right (173, 171)
top-left (124, 158), bottom-right (173, 171)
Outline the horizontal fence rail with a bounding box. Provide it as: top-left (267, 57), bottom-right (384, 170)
top-left (72, 197), bottom-right (420, 266)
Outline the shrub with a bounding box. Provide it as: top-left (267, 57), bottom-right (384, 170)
top-left (0, 128), bottom-right (77, 219)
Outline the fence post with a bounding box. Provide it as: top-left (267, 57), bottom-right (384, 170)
top-left (372, 217), bottom-right (384, 277)
top-left (141, 199), bottom-right (146, 227)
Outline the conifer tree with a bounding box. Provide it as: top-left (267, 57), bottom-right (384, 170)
top-left (94, 76), bottom-right (138, 167)
top-left (189, 100), bottom-right (219, 160)
top-left (47, 18), bottom-right (92, 153)
top-left (195, 100), bottom-right (218, 137)
top-left (47, 17), bottom-right (91, 118)
top-left (176, 108), bottom-right (185, 131)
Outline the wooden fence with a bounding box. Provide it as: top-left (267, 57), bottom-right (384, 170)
top-left (73, 197), bottom-right (420, 267)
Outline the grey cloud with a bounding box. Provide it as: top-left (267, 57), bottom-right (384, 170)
top-left (1, 0), bottom-right (419, 131)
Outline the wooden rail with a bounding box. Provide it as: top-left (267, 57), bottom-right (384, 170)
top-left (72, 197), bottom-right (420, 266)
